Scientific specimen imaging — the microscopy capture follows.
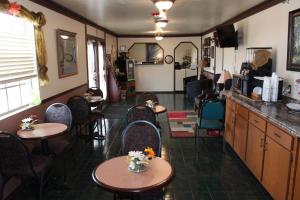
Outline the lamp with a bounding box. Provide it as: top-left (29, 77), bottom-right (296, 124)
top-left (217, 70), bottom-right (232, 84)
top-left (153, 0), bottom-right (175, 11)
top-left (155, 31), bottom-right (163, 41)
top-left (155, 19), bottom-right (168, 28)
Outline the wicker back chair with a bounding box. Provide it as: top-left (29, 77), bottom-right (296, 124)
top-left (126, 105), bottom-right (156, 125)
top-left (67, 96), bottom-right (90, 123)
top-left (137, 93), bottom-right (159, 105)
top-left (87, 87), bottom-right (103, 97)
top-left (0, 132), bottom-right (52, 200)
top-left (121, 120), bottom-right (161, 156)
top-left (45, 103), bottom-right (72, 130)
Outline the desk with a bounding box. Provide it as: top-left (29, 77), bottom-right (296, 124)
top-left (17, 123), bottom-right (67, 154)
top-left (92, 156), bottom-right (174, 194)
top-left (152, 105), bottom-right (167, 114)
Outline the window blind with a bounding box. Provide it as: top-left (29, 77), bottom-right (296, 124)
top-left (0, 13), bottom-right (37, 84)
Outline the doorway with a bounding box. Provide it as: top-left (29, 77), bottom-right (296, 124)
top-left (87, 38), bottom-right (107, 99)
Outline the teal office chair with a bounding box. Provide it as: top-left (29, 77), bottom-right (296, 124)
top-left (195, 99), bottom-right (225, 152)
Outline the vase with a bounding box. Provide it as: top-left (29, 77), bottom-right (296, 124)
top-left (128, 161), bottom-right (147, 173)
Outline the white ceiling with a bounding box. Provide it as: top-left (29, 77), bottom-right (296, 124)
top-left (52, 0), bottom-right (267, 35)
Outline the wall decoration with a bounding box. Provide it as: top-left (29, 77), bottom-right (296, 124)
top-left (287, 8), bottom-right (300, 72)
top-left (56, 29), bottom-right (78, 78)
top-left (165, 55), bottom-right (174, 64)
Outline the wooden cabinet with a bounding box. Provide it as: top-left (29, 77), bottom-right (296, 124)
top-left (293, 153), bottom-right (300, 200)
top-left (246, 123), bottom-right (265, 180)
top-left (234, 114), bottom-right (248, 160)
top-left (262, 136), bottom-right (291, 200)
top-left (224, 99), bottom-right (235, 147)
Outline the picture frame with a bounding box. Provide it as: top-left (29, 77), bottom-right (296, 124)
top-left (56, 29), bottom-right (78, 78)
top-left (287, 8), bottom-right (300, 72)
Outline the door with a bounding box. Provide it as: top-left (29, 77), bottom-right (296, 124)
top-left (246, 123), bottom-right (265, 180)
top-left (262, 137), bottom-right (291, 200)
top-left (87, 39), bottom-right (107, 99)
top-left (234, 115), bottom-right (248, 160)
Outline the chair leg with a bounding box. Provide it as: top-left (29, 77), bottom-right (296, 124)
top-left (38, 176), bottom-right (43, 200)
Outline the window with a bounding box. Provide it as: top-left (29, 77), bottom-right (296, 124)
top-left (0, 13), bottom-right (40, 117)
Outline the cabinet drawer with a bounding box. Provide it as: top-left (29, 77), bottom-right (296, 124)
top-left (236, 104), bottom-right (248, 120)
top-left (267, 123), bottom-right (293, 151)
top-left (249, 112), bottom-right (266, 131)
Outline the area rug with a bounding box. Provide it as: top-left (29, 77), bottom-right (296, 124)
top-left (167, 111), bottom-right (198, 138)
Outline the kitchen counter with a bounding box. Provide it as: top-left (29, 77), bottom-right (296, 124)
top-left (224, 91), bottom-right (300, 138)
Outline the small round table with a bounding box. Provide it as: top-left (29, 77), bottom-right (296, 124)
top-left (92, 156), bottom-right (174, 196)
top-left (17, 123), bottom-right (67, 155)
top-left (152, 105), bottom-right (167, 114)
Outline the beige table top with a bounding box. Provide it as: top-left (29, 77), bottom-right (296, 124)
top-left (152, 105), bottom-right (167, 114)
top-left (17, 123), bottom-right (67, 139)
top-left (93, 156), bottom-right (174, 193)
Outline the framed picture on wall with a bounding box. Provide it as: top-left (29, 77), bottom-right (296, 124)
top-left (56, 29), bottom-right (78, 78)
top-left (287, 8), bottom-right (300, 72)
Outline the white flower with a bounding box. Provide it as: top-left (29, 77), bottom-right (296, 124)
top-left (22, 117), bottom-right (33, 123)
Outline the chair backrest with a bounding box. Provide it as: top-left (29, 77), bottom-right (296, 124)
top-left (200, 99), bottom-right (225, 121)
top-left (67, 96), bottom-right (90, 122)
top-left (45, 103), bottom-right (72, 130)
top-left (0, 132), bottom-right (35, 177)
top-left (121, 120), bottom-right (161, 156)
top-left (137, 93), bottom-right (159, 105)
top-left (126, 105), bottom-right (156, 125)
top-left (87, 87), bottom-right (103, 97)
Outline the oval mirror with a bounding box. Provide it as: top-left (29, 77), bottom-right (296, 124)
top-left (174, 42), bottom-right (198, 69)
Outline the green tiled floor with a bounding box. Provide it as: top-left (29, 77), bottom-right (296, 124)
top-left (11, 94), bottom-right (272, 200)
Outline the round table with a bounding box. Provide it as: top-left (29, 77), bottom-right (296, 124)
top-left (92, 156), bottom-right (174, 195)
top-left (17, 123), bottom-right (67, 154)
top-left (152, 105), bottom-right (167, 114)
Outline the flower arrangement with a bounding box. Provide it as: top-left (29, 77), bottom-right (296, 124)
top-left (127, 147), bottom-right (156, 173)
top-left (20, 115), bottom-right (38, 130)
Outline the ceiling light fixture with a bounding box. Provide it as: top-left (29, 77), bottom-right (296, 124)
top-left (153, 0), bottom-right (175, 11)
top-left (155, 31), bottom-right (164, 41)
top-left (155, 19), bottom-right (168, 28)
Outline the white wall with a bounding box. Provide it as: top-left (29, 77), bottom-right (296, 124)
top-left (214, 0), bottom-right (300, 100)
top-left (20, 0), bottom-right (87, 100)
top-left (118, 37), bottom-right (202, 92)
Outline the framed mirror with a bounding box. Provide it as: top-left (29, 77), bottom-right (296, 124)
top-left (174, 42), bottom-right (198, 69)
top-left (128, 43), bottom-right (164, 65)
top-left (56, 29), bottom-right (78, 78)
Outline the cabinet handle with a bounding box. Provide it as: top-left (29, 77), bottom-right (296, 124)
top-left (274, 133), bottom-right (281, 138)
top-left (264, 142), bottom-right (268, 151)
top-left (254, 119), bottom-right (258, 123)
top-left (260, 138), bottom-right (264, 148)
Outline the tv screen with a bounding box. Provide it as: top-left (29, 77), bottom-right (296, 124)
top-left (216, 24), bottom-right (238, 48)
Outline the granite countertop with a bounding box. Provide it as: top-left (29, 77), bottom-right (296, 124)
top-left (224, 91), bottom-right (300, 138)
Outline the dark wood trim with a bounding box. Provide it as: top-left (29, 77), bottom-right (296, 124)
top-left (41, 83), bottom-right (88, 104)
top-left (28, 0), bottom-right (117, 37)
top-left (118, 33), bottom-right (202, 38)
top-left (201, 0), bottom-right (285, 35)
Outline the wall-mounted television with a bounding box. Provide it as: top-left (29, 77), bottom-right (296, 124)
top-left (215, 24), bottom-right (238, 48)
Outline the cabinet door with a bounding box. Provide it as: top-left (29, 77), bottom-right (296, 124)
top-left (262, 137), bottom-right (291, 200)
top-left (234, 115), bottom-right (248, 160)
top-left (293, 152), bottom-right (300, 200)
top-left (225, 109), bottom-right (234, 147)
top-left (175, 69), bottom-right (186, 91)
top-left (246, 123), bottom-right (265, 180)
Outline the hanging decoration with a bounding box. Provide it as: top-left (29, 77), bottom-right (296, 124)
top-left (0, 1), bottom-right (49, 86)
